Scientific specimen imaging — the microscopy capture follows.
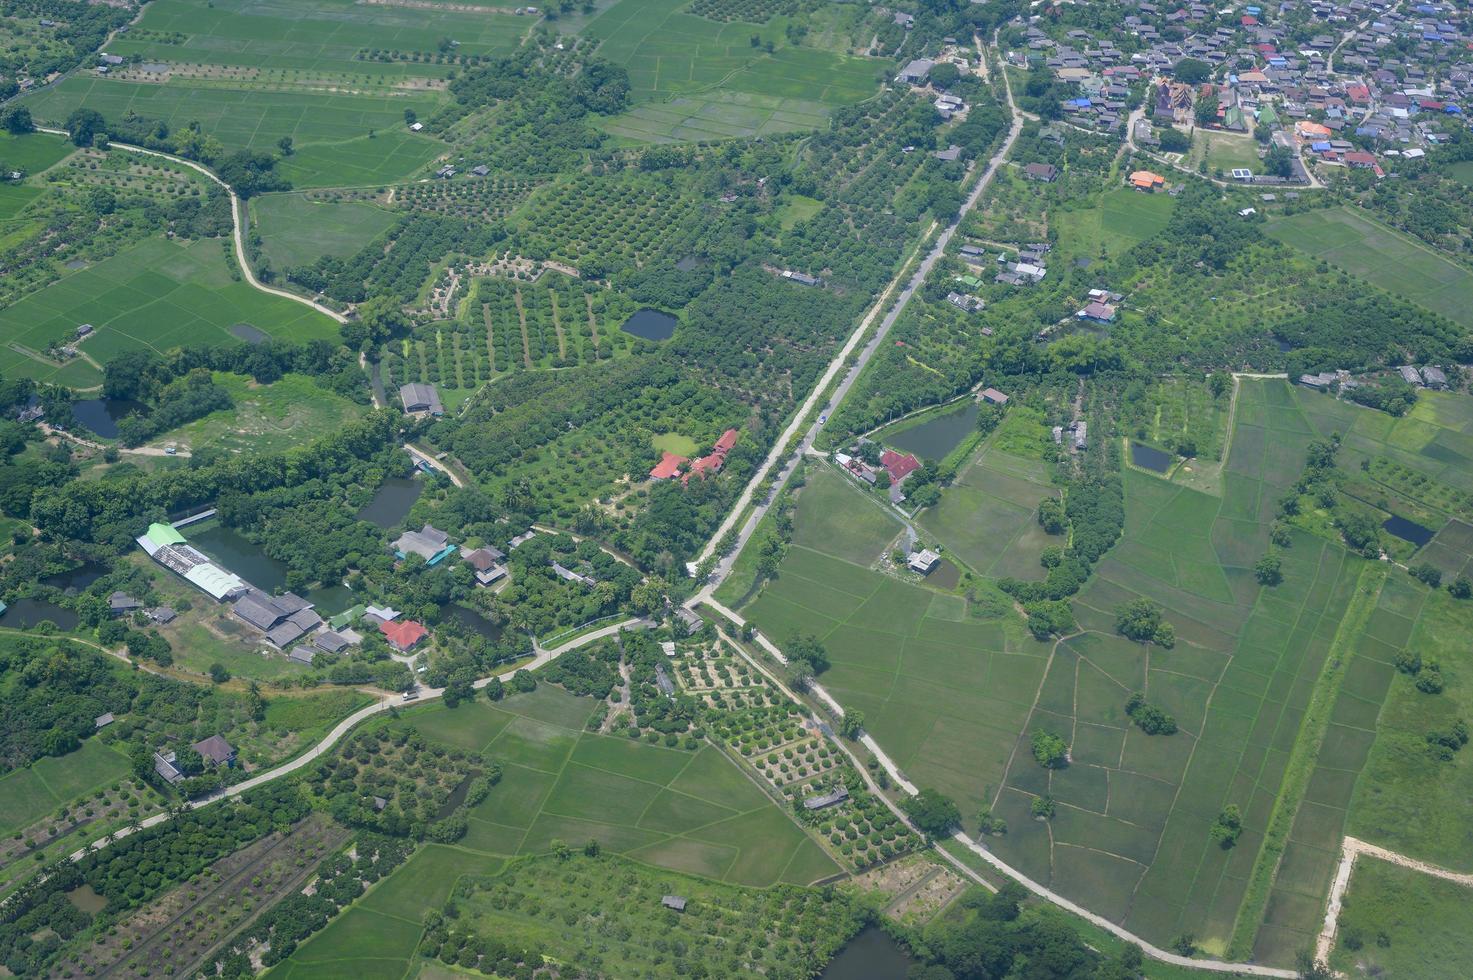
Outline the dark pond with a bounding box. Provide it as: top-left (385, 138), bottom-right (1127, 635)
top-left (1274, 335), bottom-right (1296, 352)
top-left (1131, 442), bottom-right (1174, 473)
top-left (1383, 515), bottom-right (1436, 547)
top-left (821, 927), bottom-right (914, 980)
top-left (929, 559), bottom-right (961, 590)
top-left (188, 524), bottom-right (351, 609)
top-left (190, 524), bottom-right (291, 593)
top-left (675, 255), bottom-right (701, 272)
top-left (42, 561), bottom-right (108, 594)
top-left (435, 772), bottom-right (479, 820)
top-left (439, 603), bottom-right (503, 644)
top-left (887, 402), bottom-right (979, 460)
top-left (358, 477), bottom-right (423, 529)
top-left (620, 308), bottom-right (678, 342)
top-left (71, 398), bottom-right (147, 440)
top-left (229, 323), bottom-right (268, 345)
top-left (2, 597), bottom-right (80, 630)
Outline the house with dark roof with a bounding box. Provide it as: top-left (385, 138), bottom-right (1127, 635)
top-left (95, 712), bottom-right (114, 729)
top-left (662, 895), bottom-right (687, 912)
top-left (288, 645), bottom-right (317, 665)
top-left (313, 630), bottom-right (353, 654)
top-left (395, 524), bottom-right (454, 564)
top-left (802, 785), bottom-right (850, 810)
top-left (981, 388), bottom-right (1009, 406)
top-left (192, 734), bottom-right (236, 766)
top-left (1023, 162), bottom-right (1059, 182)
top-left (232, 590), bottom-right (320, 648)
top-left (154, 750), bottom-right (184, 784)
top-left (109, 592), bottom-right (142, 616)
top-left (462, 546), bottom-right (509, 586)
top-left (399, 383), bottom-right (444, 416)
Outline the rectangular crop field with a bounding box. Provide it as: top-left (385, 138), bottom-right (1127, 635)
top-left (0, 740), bottom-right (131, 834)
top-left (392, 688), bottom-right (838, 887)
top-left (251, 194), bottom-right (398, 270)
top-left (0, 236), bottom-right (338, 385)
top-left (22, 77), bottom-right (445, 186)
top-left (585, 0), bottom-right (882, 106)
top-left (1267, 207), bottom-right (1473, 328)
top-left (108, 0), bottom-right (527, 73)
top-left (1328, 856), bottom-right (1473, 979)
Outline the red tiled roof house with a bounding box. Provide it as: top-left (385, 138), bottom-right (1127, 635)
top-left (380, 619), bottom-right (428, 652)
top-left (650, 451), bottom-right (687, 480)
top-left (879, 450), bottom-right (921, 483)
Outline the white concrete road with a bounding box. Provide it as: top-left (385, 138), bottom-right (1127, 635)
top-left (66, 617), bottom-right (643, 863)
top-left (694, 51), bottom-right (1026, 595)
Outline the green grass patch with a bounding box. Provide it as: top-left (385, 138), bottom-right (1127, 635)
top-left (0, 131), bottom-right (74, 175)
top-left (251, 193), bottom-right (398, 270)
top-left (651, 431), bottom-right (698, 456)
top-left (1329, 856), bottom-right (1473, 978)
top-left (150, 372), bottom-right (363, 454)
top-left (0, 236), bottom-right (339, 385)
top-left (1267, 206), bottom-right (1473, 329)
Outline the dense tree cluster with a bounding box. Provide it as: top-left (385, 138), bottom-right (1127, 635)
top-left (901, 788), bottom-right (962, 836)
top-left (209, 834), bottom-right (414, 975)
top-left (1124, 692), bottom-right (1178, 736)
top-left (1114, 598), bottom-right (1175, 647)
top-left (909, 881), bottom-right (1146, 980)
top-left (0, 783), bottom-right (307, 975)
top-left (287, 214), bottom-right (505, 304)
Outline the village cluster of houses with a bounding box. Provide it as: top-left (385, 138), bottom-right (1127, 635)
top-left (1006, 0), bottom-right (1468, 176)
top-left (954, 240), bottom-right (1050, 289)
top-left (650, 428), bottom-right (741, 486)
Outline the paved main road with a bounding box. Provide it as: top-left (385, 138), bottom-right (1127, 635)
top-left (66, 617), bottom-right (643, 863)
top-left (695, 39), bottom-right (1024, 596)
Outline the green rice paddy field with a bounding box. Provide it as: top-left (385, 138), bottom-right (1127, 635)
top-left (106, 0), bottom-right (527, 73)
top-left (389, 685), bottom-right (837, 887)
top-left (250, 193), bottom-right (398, 270)
top-left (586, 0), bottom-right (882, 140)
top-left (1267, 206), bottom-right (1473, 329)
top-left (740, 380), bottom-right (1471, 966)
top-left (0, 236), bottom-right (338, 385)
top-left (1055, 187), bottom-right (1176, 262)
top-left (275, 684), bottom-right (837, 979)
top-left (918, 444), bottom-right (1061, 580)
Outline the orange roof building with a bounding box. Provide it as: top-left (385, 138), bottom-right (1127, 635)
top-left (650, 451), bottom-right (686, 480)
top-left (379, 619), bottom-right (428, 651)
top-left (684, 454), bottom-right (724, 484)
top-left (712, 428), bottom-right (740, 456)
top-left (1129, 170), bottom-right (1166, 192)
top-left (1294, 120), bottom-right (1331, 139)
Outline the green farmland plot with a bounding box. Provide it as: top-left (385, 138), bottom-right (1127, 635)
top-left (1267, 207), bottom-right (1473, 329)
top-left (585, 0), bottom-right (882, 136)
top-left (741, 468), bottom-right (1046, 835)
top-left (0, 236), bottom-right (338, 385)
top-left (391, 685), bottom-right (837, 887)
top-left (0, 740), bottom-right (132, 834)
top-left (251, 193), bottom-right (399, 270)
top-left (918, 443), bottom-right (1062, 580)
top-left (107, 0), bottom-right (527, 73)
top-left (23, 78), bottom-right (445, 187)
top-left (1055, 187), bottom-right (1176, 262)
top-left (989, 380), bottom-right (1382, 961)
top-left (1328, 856), bottom-right (1473, 979)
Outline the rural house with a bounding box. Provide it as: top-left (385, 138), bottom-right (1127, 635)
top-left (802, 785), bottom-right (850, 810)
top-left (981, 388), bottom-right (1009, 406)
top-left (462, 546), bottom-right (508, 586)
top-left (908, 549), bottom-right (941, 574)
top-left (380, 618), bottom-right (428, 652)
top-left (192, 735), bottom-right (236, 767)
top-left (1023, 162), bottom-right (1059, 182)
top-left (896, 58), bottom-right (933, 85)
top-left (879, 450), bottom-right (921, 484)
top-left (399, 383), bottom-right (444, 416)
top-left (394, 524), bottom-right (455, 564)
top-left (650, 451), bottom-right (686, 480)
top-left (1128, 170), bottom-right (1166, 192)
top-left (232, 589), bottom-right (322, 648)
top-left (109, 592), bottom-right (142, 617)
